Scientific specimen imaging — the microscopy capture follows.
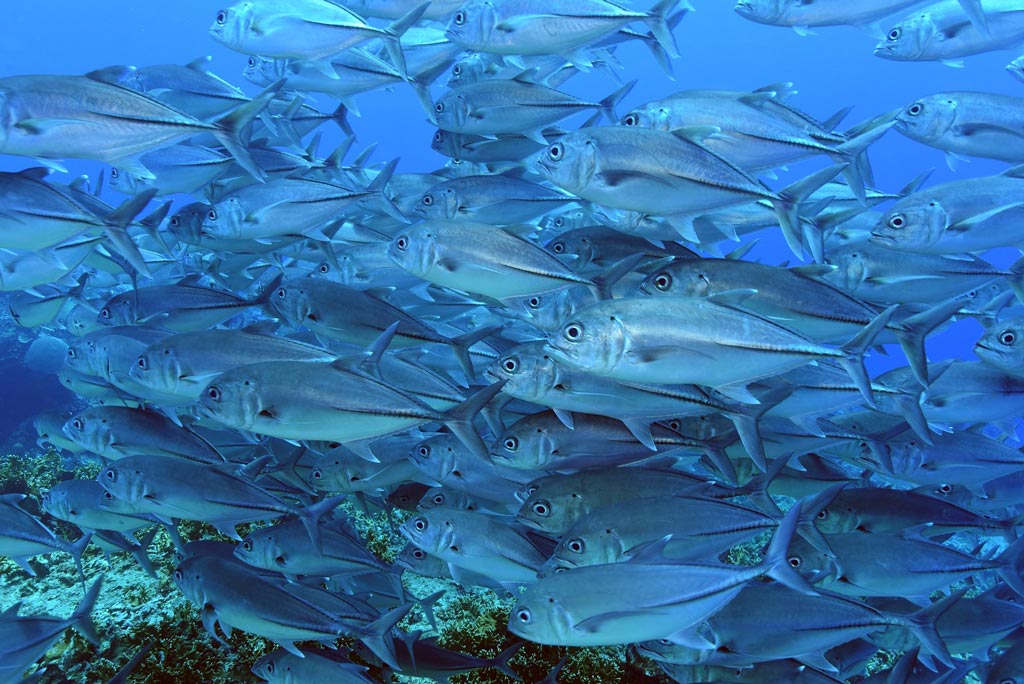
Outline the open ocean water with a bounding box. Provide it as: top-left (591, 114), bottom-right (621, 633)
top-left (1, 0), bottom-right (1024, 682)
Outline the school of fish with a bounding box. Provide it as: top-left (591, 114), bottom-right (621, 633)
top-left (4, 0), bottom-right (1024, 682)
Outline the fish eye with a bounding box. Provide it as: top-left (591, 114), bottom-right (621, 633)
top-left (938, 484), bottom-right (953, 493)
top-left (413, 548), bottom-right (425, 559)
top-left (567, 538), bottom-right (584, 554)
top-left (71, 418), bottom-right (83, 430)
top-left (516, 608), bottom-right (532, 623)
top-left (454, 10), bottom-right (466, 24)
top-left (110, 168), bottom-right (119, 178)
top-left (788, 555), bottom-right (802, 568)
top-left (452, 64), bottom-right (463, 76)
top-left (433, 494), bottom-right (445, 504)
top-left (136, 355), bottom-right (149, 369)
top-left (100, 308), bottom-right (110, 319)
top-left (206, 386), bottom-right (222, 401)
top-left (247, 57), bottom-right (256, 68)
top-left (623, 113), bottom-right (639, 126)
top-left (550, 241), bottom-right (565, 253)
top-left (887, 213), bottom-right (905, 229)
top-left (102, 491), bottom-right (114, 500)
top-left (563, 322), bottom-right (583, 341)
top-left (396, 236), bottom-right (409, 251)
top-left (265, 662), bottom-right (275, 674)
top-left (317, 263), bottom-right (329, 274)
top-left (502, 357), bottom-right (519, 373)
top-left (1000, 330), bottom-right (1017, 346)
top-left (173, 569), bottom-right (183, 582)
top-left (242, 540), bottom-right (252, 552)
top-left (652, 273), bottom-right (672, 291)
top-left (503, 436), bottom-right (519, 451)
top-left (417, 445), bottom-right (430, 457)
top-left (275, 288), bottom-right (286, 299)
top-left (103, 468), bottom-right (117, 482)
top-left (311, 469), bottom-right (323, 480)
top-left (422, 194), bottom-right (433, 206)
top-left (434, 102), bottom-right (444, 113)
top-left (554, 217), bottom-right (564, 228)
top-left (170, 216), bottom-right (180, 227)
top-left (907, 102), bottom-right (923, 116)
top-left (413, 517), bottom-right (428, 531)
top-left (817, 509), bottom-right (829, 520)
top-left (531, 500), bottom-right (550, 517)
top-left (67, 348), bottom-right (77, 358)
top-left (527, 296), bottom-right (541, 309)
top-left (547, 143), bottom-right (563, 161)
top-left (433, 130), bottom-right (444, 143)
top-left (888, 27), bottom-right (901, 40)
top-left (207, 209), bottom-right (217, 221)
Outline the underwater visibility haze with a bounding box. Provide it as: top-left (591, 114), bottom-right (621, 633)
top-left (3, 0), bottom-right (1024, 683)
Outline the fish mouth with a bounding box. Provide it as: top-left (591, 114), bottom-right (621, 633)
top-left (873, 43), bottom-right (896, 57)
top-left (868, 232), bottom-right (897, 246)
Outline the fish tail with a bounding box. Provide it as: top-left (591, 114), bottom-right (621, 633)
top-left (771, 163), bottom-right (844, 261)
top-left (297, 494), bottom-right (347, 554)
top-left (598, 79), bottom-right (637, 123)
top-left (722, 385), bottom-right (792, 472)
top-left (491, 641), bottom-right (526, 680)
top-left (644, 0), bottom-right (687, 60)
top-left (996, 533), bottom-right (1024, 597)
top-left (382, 3), bottom-right (430, 79)
top-left (762, 500), bottom-right (817, 594)
top-left (450, 324), bottom-right (500, 381)
top-left (899, 589), bottom-right (961, 668)
top-left (835, 304), bottom-right (897, 408)
top-left (413, 588), bottom-right (446, 632)
top-left (443, 379), bottom-right (507, 460)
top-left (131, 527), bottom-right (161, 579)
top-left (893, 297), bottom-right (961, 387)
top-left (828, 120), bottom-right (893, 204)
top-left (1007, 255), bottom-right (1024, 305)
top-left (364, 158), bottom-right (407, 222)
top-left (211, 79), bottom-right (285, 182)
top-left (72, 575), bottom-right (104, 646)
top-left (70, 531), bottom-right (93, 588)
top-left (358, 604), bottom-right (413, 671)
top-left (252, 272), bottom-right (285, 308)
top-left (104, 188), bottom-right (158, 229)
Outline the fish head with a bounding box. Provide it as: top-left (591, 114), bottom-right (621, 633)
top-left (636, 639), bottom-right (706, 664)
top-left (61, 410), bottom-right (107, 452)
top-left (130, 342), bottom-right (185, 396)
top-left (235, 528), bottom-right (284, 570)
top-left (266, 278), bottom-right (313, 327)
top-left (1008, 56), bottom-right (1024, 84)
top-left (409, 434), bottom-right (453, 479)
top-left (491, 419), bottom-right (554, 469)
top-left (546, 231), bottom-right (592, 269)
top-left (975, 318), bottom-right (1024, 375)
top-left (171, 557), bottom-right (206, 605)
top-left (97, 460), bottom-right (148, 505)
top-left (64, 337), bottom-right (97, 375)
top-left (201, 197), bottom-right (245, 239)
top-left (445, 0), bottom-right (494, 50)
top-left (782, 535), bottom-right (831, 582)
top-left (874, 13), bottom-right (934, 61)
top-left (516, 482), bottom-right (583, 534)
top-left (166, 202), bottom-right (208, 244)
top-left (242, 55), bottom-right (280, 87)
top-left (417, 486), bottom-right (473, 511)
top-left (197, 371), bottom-right (262, 431)
top-left (97, 293), bottom-right (136, 327)
top-left (733, 0), bottom-right (788, 25)
top-left (542, 209), bottom-right (589, 233)
top-left (431, 129), bottom-right (460, 159)
top-left (820, 247), bottom-right (867, 292)
top-left (388, 224), bottom-right (438, 278)
top-left (432, 91), bottom-right (466, 129)
top-left (621, 106), bottom-right (672, 132)
top-left (0, 87), bottom-right (16, 149)
top-left (414, 188), bottom-right (450, 220)
top-left (870, 200), bottom-right (946, 252)
top-left (107, 165), bottom-right (143, 195)
top-left (40, 484), bottom-right (71, 521)
top-left (534, 135), bottom-right (598, 197)
top-left (251, 651), bottom-right (292, 683)
top-left (640, 263), bottom-right (707, 297)
top-left (895, 94), bottom-right (957, 143)
top-left (505, 289), bottom-right (587, 332)
top-left (446, 54), bottom-right (488, 88)
top-left (209, 2), bottom-right (253, 52)
top-left (486, 343), bottom-right (557, 402)
top-left (400, 511), bottom-right (456, 555)
top-left (508, 590), bottom-right (573, 645)
top-left (544, 307), bottom-right (627, 377)
top-left (544, 526), bottom-right (619, 574)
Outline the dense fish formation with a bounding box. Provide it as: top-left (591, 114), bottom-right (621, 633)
top-left (4, 0), bottom-right (1024, 682)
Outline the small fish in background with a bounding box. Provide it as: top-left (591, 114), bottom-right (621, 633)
top-left (5, 0), bottom-right (1024, 681)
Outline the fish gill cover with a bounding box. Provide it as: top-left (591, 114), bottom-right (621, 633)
top-left (0, 0), bottom-right (1023, 683)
